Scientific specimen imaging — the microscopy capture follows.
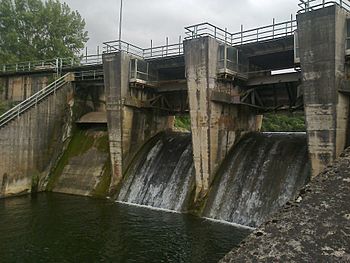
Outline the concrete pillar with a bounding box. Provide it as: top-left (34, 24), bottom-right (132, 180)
top-left (103, 52), bottom-right (173, 195)
top-left (103, 52), bottom-right (130, 194)
top-left (184, 37), bottom-right (258, 202)
top-left (298, 5), bottom-right (350, 176)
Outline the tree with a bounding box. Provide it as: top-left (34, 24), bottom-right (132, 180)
top-left (0, 0), bottom-right (88, 64)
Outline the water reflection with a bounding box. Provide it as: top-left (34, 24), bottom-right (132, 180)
top-left (0, 193), bottom-right (250, 263)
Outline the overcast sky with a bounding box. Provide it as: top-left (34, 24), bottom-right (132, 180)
top-left (58, 0), bottom-right (299, 54)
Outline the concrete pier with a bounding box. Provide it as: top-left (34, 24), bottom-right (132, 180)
top-left (298, 5), bottom-right (350, 176)
top-left (184, 37), bottom-right (259, 200)
top-left (103, 52), bottom-right (173, 195)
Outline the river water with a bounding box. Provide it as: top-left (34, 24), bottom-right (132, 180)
top-left (0, 193), bottom-right (250, 263)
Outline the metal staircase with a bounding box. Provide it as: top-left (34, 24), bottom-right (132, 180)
top-left (0, 73), bottom-right (74, 128)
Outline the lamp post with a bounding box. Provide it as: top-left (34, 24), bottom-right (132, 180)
top-left (118, 0), bottom-right (123, 50)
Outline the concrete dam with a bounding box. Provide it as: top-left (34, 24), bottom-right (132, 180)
top-left (0, 1), bottom-right (350, 233)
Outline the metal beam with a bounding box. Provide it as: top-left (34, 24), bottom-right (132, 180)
top-left (246, 72), bottom-right (301, 86)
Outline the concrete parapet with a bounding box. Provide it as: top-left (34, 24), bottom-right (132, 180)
top-left (298, 5), bottom-right (350, 175)
top-left (184, 37), bottom-right (259, 201)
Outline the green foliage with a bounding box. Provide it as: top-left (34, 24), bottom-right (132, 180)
top-left (174, 116), bottom-right (191, 131)
top-left (261, 112), bottom-right (306, 132)
top-left (0, 0), bottom-right (88, 64)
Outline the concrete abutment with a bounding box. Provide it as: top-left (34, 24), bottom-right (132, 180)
top-left (0, 80), bottom-right (75, 198)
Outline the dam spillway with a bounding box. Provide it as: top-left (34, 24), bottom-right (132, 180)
top-left (116, 132), bottom-right (195, 211)
top-left (203, 132), bottom-right (310, 227)
top-left (115, 131), bottom-right (310, 227)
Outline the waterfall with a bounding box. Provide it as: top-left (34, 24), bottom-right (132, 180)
top-left (117, 132), bottom-right (195, 211)
top-left (203, 132), bottom-right (310, 227)
top-left (117, 132), bottom-right (310, 227)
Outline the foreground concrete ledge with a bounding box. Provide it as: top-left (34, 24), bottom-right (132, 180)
top-left (220, 148), bottom-right (350, 262)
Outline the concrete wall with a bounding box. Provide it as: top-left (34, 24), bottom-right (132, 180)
top-left (0, 81), bottom-right (74, 198)
top-left (184, 37), bottom-right (259, 201)
top-left (103, 52), bottom-right (173, 195)
top-left (0, 74), bottom-right (54, 102)
top-left (298, 5), bottom-right (350, 175)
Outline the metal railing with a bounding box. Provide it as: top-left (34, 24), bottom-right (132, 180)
top-left (0, 55), bottom-right (103, 75)
top-left (143, 43), bottom-right (183, 59)
top-left (74, 69), bottom-right (104, 81)
top-left (1, 59), bottom-right (59, 74)
top-left (298, 0), bottom-right (350, 12)
top-left (130, 58), bottom-right (157, 82)
top-left (0, 73), bottom-right (73, 128)
top-left (185, 18), bottom-right (297, 46)
top-left (60, 54), bottom-right (103, 69)
top-left (103, 40), bottom-right (144, 57)
top-left (103, 40), bottom-right (183, 60)
top-left (218, 46), bottom-right (249, 77)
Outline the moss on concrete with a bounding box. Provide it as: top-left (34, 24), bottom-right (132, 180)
top-left (31, 171), bottom-right (40, 193)
top-left (91, 161), bottom-right (111, 198)
top-left (46, 129), bottom-right (96, 191)
top-left (91, 132), bottom-right (111, 197)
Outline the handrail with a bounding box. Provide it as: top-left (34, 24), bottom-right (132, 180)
top-left (1, 59), bottom-right (59, 74)
top-left (59, 54), bottom-right (103, 69)
top-left (298, 0), bottom-right (350, 12)
top-left (185, 18), bottom-right (297, 46)
top-left (103, 40), bottom-right (144, 57)
top-left (0, 55), bottom-right (104, 75)
top-left (0, 73), bottom-right (73, 128)
top-left (74, 69), bottom-right (104, 81)
top-left (103, 40), bottom-right (183, 60)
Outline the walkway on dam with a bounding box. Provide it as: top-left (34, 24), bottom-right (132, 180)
top-left (220, 147), bottom-right (350, 262)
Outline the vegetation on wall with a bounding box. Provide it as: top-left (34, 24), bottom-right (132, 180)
top-left (46, 128), bottom-right (111, 197)
top-left (0, 0), bottom-right (88, 64)
top-left (0, 101), bottom-right (18, 115)
top-left (261, 112), bottom-right (306, 132)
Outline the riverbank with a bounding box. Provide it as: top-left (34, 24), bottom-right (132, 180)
top-left (220, 147), bottom-right (350, 262)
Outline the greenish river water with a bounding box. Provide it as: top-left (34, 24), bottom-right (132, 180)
top-left (0, 193), bottom-right (250, 263)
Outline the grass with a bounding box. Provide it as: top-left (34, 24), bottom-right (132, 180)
top-left (261, 112), bottom-right (306, 132)
top-left (174, 116), bottom-right (191, 131)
